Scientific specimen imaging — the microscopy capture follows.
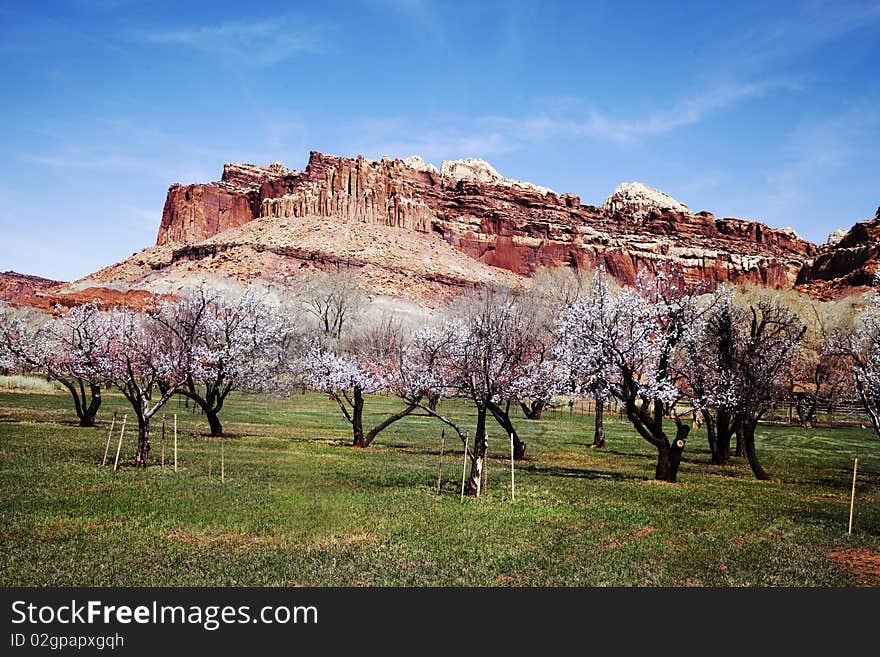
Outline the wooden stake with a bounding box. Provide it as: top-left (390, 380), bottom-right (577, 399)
top-left (848, 457), bottom-right (859, 534)
top-left (509, 432), bottom-right (515, 503)
top-left (483, 432), bottom-right (488, 496)
top-left (221, 443), bottom-right (225, 483)
top-left (208, 458), bottom-right (212, 478)
top-left (102, 412), bottom-right (116, 466)
top-left (173, 414), bottom-right (178, 472)
top-left (113, 415), bottom-right (127, 471)
top-left (436, 429), bottom-right (445, 494)
top-left (460, 432), bottom-right (469, 503)
top-left (161, 414), bottom-right (166, 467)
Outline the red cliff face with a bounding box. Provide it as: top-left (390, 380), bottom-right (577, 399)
top-left (796, 209), bottom-right (880, 298)
top-left (0, 271), bottom-right (64, 305)
top-left (156, 151), bottom-right (818, 289)
top-left (157, 184), bottom-right (257, 246)
top-left (0, 271), bottom-right (159, 311)
top-left (156, 162), bottom-right (295, 246)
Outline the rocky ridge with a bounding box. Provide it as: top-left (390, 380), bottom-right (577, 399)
top-left (796, 208), bottom-right (880, 299)
top-left (0, 271), bottom-right (63, 305)
top-left (153, 151), bottom-right (817, 291)
top-left (0, 270), bottom-right (160, 312)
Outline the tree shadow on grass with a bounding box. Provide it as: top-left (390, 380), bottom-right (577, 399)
top-left (520, 463), bottom-right (645, 483)
top-left (601, 449), bottom-right (656, 462)
top-left (604, 449), bottom-right (719, 468)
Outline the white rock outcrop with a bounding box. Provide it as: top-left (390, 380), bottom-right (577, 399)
top-left (440, 157), bottom-right (504, 184)
top-left (439, 157), bottom-right (556, 195)
top-left (827, 228), bottom-right (847, 247)
top-left (602, 182), bottom-right (690, 215)
top-left (402, 156), bottom-right (439, 174)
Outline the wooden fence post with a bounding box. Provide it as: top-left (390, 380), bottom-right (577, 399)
top-left (510, 432), bottom-right (516, 503)
top-left (483, 432), bottom-right (488, 496)
top-left (113, 415), bottom-right (127, 471)
top-left (102, 412), bottom-right (116, 466)
top-left (436, 429), bottom-right (445, 494)
top-left (848, 458), bottom-right (859, 534)
top-left (460, 432), bottom-right (469, 503)
top-left (173, 414), bottom-right (178, 472)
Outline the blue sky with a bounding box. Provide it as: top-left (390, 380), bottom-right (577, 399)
top-left (0, 0), bottom-right (878, 281)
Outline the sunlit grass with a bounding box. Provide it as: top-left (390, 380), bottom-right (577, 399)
top-left (0, 389), bottom-right (878, 586)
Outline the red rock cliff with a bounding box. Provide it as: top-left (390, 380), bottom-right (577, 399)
top-left (0, 271), bottom-right (64, 305)
top-left (796, 208), bottom-right (880, 298)
top-left (156, 151), bottom-right (818, 289)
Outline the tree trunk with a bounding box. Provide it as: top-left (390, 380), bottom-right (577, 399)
top-left (179, 386), bottom-right (226, 437)
top-left (60, 379), bottom-right (100, 427)
top-left (351, 387), bottom-right (366, 448)
top-left (805, 396), bottom-right (818, 428)
top-left (741, 418), bottom-right (770, 480)
top-left (667, 421), bottom-right (690, 482)
top-left (76, 383), bottom-right (102, 427)
top-left (655, 443), bottom-right (671, 481)
top-left (206, 410), bottom-right (223, 438)
top-left (487, 402), bottom-right (526, 459)
top-left (654, 421), bottom-right (689, 482)
top-left (135, 421), bottom-right (150, 468)
top-left (715, 414), bottom-right (734, 465)
top-left (427, 393), bottom-right (440, 412)
top-left (519, 399), bottom-right (545, 420)
top-left (702, 409), bottom-right (717, 460)
top-left (465, 405), bottom-right (488, 497)
top-left (707, 409), bottom-right (734, 465)
top-left (734, 423), bottom-right (745, 457)
top-left (713, 433), bottom-right (732, 465)
top-left (855, 373), bottom-right (880, 440)
top-left (363, 401), bottom-right (419, 447)
top-left (592, 396), bottom-right (606, 448)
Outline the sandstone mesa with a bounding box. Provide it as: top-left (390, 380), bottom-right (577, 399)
top-left (152, 151), bottom-right (815, 291)
top-left (3, 151), bottom-right (878, 309)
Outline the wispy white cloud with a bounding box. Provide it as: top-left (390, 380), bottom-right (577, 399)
top-left (762, 101), bottom-right (878, 219)
top-left (21, 117), bottom-right (233, 186)
top-left (136, 16), bottom-right (321, 66)
top-left (23, 148), bottom-right (214, 187)
top-left (348, 120), bottom-right (515, 163)
top-left (715, 1), bottom-right (880, 74)
top-left (113, 204), bottom-right (162, 228)
top-left (366, 0), bottom-right (433, 17)
top-left (345, 78), bottom-right (802, 163)
top-left (489, 78), bottom-right (803, 144)
top-left (25, 153), bottom-right (155, 172)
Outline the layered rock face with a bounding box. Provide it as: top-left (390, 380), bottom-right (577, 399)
top-left (0, 271), bottom-right (63, 305)
top-left (0, 271), bottom-right (159, 311)
top-left (156, 162), bottom-right (296, 246)
top-left (156, 151), bottom-right (818, 289)
top-left (796, 208), bottom-right (880, 298)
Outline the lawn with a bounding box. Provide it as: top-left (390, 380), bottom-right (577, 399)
top-left (1, 389), bottom-right (878, 586)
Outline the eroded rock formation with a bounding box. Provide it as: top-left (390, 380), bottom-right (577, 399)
top-left (0, 271), bottom-right (159, 311)
top-left (0, 271), bottom-right (63, 305)
top-left (156, 162), bottom-right (297, 246)
top-left (155, 151), bottom-right (817, 290)
top-left (602, 181), bottom-right (690, 215)
top-left (797, 208), bottom-right (880, 299)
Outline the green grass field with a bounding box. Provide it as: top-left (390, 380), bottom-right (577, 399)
top-left (1, 389), bottom-right (878, 586)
